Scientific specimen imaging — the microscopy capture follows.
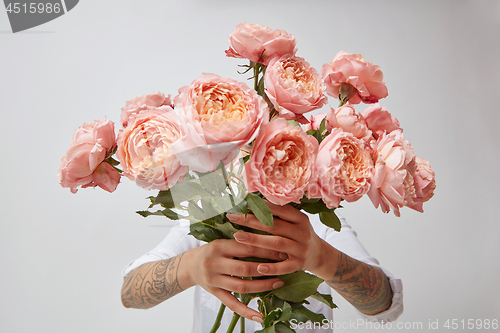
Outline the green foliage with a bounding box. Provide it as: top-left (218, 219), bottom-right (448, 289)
top-left (319, 210), bottom-right (342, 232)
top-left (246, 192), bottom-right (274, 227)
top-left (271, 271), bottom-right (324, 302)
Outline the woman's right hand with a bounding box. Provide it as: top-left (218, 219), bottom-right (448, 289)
top-left (181, 238), bottom-right (287, 323)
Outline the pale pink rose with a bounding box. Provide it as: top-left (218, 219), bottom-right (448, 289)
top-left (172, 73), bottom-right (269, 173)
top-left (303, 113), bottom-right (326, 132)
top-left (362, 104), bottom-right (401, 139)
top-left (307, 128), bottom-right (373, 208)
top-left (116, 107), bottom-right (188, 191)
top-left (322, 51), bottom-right (388, 104)
top-left (225, 22), bottom-right (297, 65)
top-left (58, 119), bottom-right (120, 193)
top-left (368, 130), bottom-right (416, 216)
top-left (325, 104), bottom-right (372, 143)
top-left (120, 92), bottom-right (173, 127)
top-left (406, 157), bottom-right (436, 213)
top-left (244, 118), bottom-right (318, 205)
top-left (265, 55), bottom-right (327, 123)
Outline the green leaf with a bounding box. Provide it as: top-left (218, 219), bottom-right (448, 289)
top-left (319, 211), bottom-right (341, 232)
top-left (214, 222), bottom-right (239, 239)
top-left (225, 199), bottom-right (248, 214)
top-left (188, 222), bottom-right (221, 242)
top-left (310, 292), bottom-right (337, 309)
top-left (153, 190), bottom-right (175, 208)
top-left (188, 201), bottom-right (205, 221)
top-left (275, 322), bottom-right (295, 333)
top-left (136, 210), bottom-right (164, 218)
top-left (246, 193), bottom-right (274, 227)
top-left (201, 198), bottom-right (223, 224)
top-left (263, 308), bottom-right (282, 328)
top-left (242, 154), bottom-right (250, 164)
top-left (256, 326), bottom-right (275, 333)
top-left (290, 305), bottom-right (326, 326)
top-left (198, 168), bottom-right (227, 195)
top-left (271, 271), bottom-right (324, 302)
top-left (275, 302), bottom-right (292, 323)
top-left (299, 200), bottom-right (331, 214)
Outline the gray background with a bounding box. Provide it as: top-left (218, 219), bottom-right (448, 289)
top-left (1, 0), bottom-right (499, 332)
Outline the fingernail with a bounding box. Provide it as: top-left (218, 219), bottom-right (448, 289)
top-left (234, 232), bottom-right (248, 241)
top-left (257, 265), bottom-right (269, 274)
top-left (279, 252), bottom-right (288, 260)
top-left (252, 316), bottom-right (263, 323)
top-left (226, 213), bottom-right (241, 221)
top-left (272, 280), bottom-right (284, 289)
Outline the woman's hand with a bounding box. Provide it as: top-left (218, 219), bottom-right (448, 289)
top-left (226, 201), bottom-right (333, 280)
top-left (182, 238), bottom-right (286, 323)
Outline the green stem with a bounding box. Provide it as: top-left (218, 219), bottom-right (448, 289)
top-left (210, 303), bottom-right (227, 333)
top-left (240, 316), bottom-right (245, 333)
top-left (227, 313), bottom-right (241, 333)
top-left (226, 294), bottom-right (252, 333)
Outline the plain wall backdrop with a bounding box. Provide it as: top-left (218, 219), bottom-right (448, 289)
top-left (1, 0), bottom-right (499, 332)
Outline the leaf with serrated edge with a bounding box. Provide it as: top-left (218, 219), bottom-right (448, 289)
top-left (271, 271), bottom-right (323, 302)
top-left (214, 222), bottom-right (238, 239)
top-left (247, 193), bottom-right (274, 227)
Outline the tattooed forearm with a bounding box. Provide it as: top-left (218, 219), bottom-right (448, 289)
top-left (327, 252), bottom-right (393, 315)
top-left (121, 254), bottom-right (185, 309)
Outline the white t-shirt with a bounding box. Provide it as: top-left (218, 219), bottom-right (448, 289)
top-left (123, 214), bottom-right (403, 332)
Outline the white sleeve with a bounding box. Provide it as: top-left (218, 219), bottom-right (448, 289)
top-left (121, 220), bottom-right (201, 278)
top-left (323, 215), bottom-right (404, 323)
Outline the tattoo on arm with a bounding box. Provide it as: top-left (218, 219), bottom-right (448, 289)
top-left (327, 252), bottom-right (393, 315)
top-left (121, 254), bottom-right (185, 309)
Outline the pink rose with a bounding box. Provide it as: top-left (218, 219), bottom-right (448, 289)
top-left (368, 130), bottom-right (416, 216)
top-left (225, 22), bottom-right (297, 65)
top-left (120, 92), bottom-right (173, 128)
top-left (244, 118), bottom-right (318, 205)
top-left (406, 157), bottom-right (436, 213)
top-left (322, 51), bottom-right (388, 104)
top-left (307, 128), bottom-right (373, 208)
top-left (116, 107), bottom-right (188, 191)
top-left (362, 104), bottom-right (401, 139)
top-left (58, 119), bottom-right (120, 193)
top-left (265, 55), bottom-right (327, 123)
top-left (325, 104), bottom-right (372, 143)
top-left (303, 113), bottom-right (326, 132)
top-left (172, 73), bottom-right (269, 173)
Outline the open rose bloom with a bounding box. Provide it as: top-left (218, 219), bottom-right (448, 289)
top-left (245, 118), bottom-right (318, 205)
top-left (307, 128), bottom-right (374, 209)
top-left (116, 107), bottom-right (188, 191)
top-left (172, 73), bottom-right (268, 173)
top-left (225, 22), bottom-right (297, 65)
top-left (322, 51), bottom-right (388, 104)
top-left (265, 55), bottom-right (327, 123)
top-left (58, 119), bottom-right (120, 193)
top-left (120, 92), bottom-right (173, 128)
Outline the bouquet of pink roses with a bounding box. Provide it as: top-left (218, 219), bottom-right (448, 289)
top-left (58, 23), bottom-right (435, 333)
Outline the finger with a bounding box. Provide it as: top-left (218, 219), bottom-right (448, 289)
top-left (264, 201), bottom-right (308, 224)
top-left (212, 289), bottom-right (263, 323)
top-left (213, 275), bottom-right (285, 294)
top-left (255, 260), bottom-right (303, 276)
top-left (227, 213), bottom-right (296, 239)
top-left (233, 231), bottom-right (297, 255)
top-left (216, 239), bottom-right (285, 261)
